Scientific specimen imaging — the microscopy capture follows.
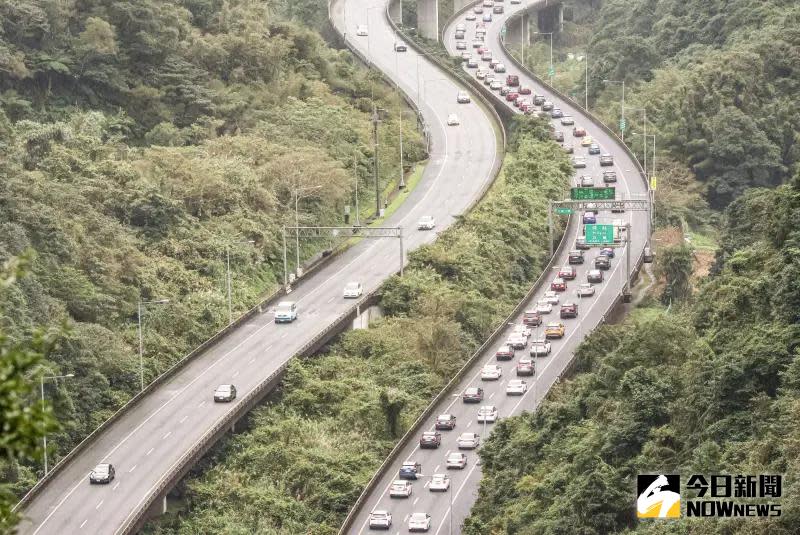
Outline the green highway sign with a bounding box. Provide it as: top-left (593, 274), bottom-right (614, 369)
top-left (554, 207), bottom-right (573, 215)
top-left (548, 66), bottom-right (555, 77)
top-left (570, 187), bottom-right (616, 200)
top-left (585, 224), bottom-right (615, 244)
top-left (619, 118), bottom-right (627, 131)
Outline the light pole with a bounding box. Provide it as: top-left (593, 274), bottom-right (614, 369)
top-left (533, 32), bottom-right (554, 86)
top-left (294, 184), bottom-right (324, 276)
top-left (602, 79), bottom-right (626, 141)
top-left (40, 372), bottom-right (74, 475)
top-left (225, 240), bottom-right (255, 325)
top-left (632, 131), bottom-right (657, 235)
top-left (573, 51), bottom-right (588, 110)
top-left (398, 109), bottom-right (407, 190)
top-left (627, 107), bottom-right (648, 175)
top-left (138, 298), bottom-right (170, 392)
top-left (353, 151), bottom-right (361, 226)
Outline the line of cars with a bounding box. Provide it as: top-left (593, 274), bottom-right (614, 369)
top-left (368, 6), bottom-right (627, 531)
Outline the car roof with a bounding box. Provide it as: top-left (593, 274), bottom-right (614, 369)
top-left (372, 510), bottom-right (389, 515)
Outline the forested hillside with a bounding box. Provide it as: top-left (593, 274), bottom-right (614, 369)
top-left (465, 171), bottom-right (800, 534)
top-left (519, 0), bottom-right (799, 216)
top-left (0, 0), bottom-right (422, 505)
top-left (144, 118), bottom-right (572, 534)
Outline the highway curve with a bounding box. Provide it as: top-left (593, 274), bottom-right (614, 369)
top-left (344, 1), bottom-right (649, 533)
top-left (15, 2), bottom-right (499, 534)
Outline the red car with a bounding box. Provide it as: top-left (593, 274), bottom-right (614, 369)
top-left (550, 277), bottom-right (567, 292)
top-left (477, 46), bottom-right (487, 55)
top-left (505, 92), bottom-right (519, 102)
top-left (518, 86), bottom-right (531, 95)
top-left (495, 345), bottom-right (515, 360)
top-left (506, 74), bottom-right (519, 86)
top-left (573, 126), bottom-right (587, 137)
top-left (558, 266), bottom-right (577, 280)
top-left (560, 302), bottom-right (578, 319)
top-left (523, 309), bottom-right (542, 326)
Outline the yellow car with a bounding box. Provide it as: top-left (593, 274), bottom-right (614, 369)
top-left (544, 322), bottom-right (566, 339)
top-left (581, 136), bottom-right (594, 147)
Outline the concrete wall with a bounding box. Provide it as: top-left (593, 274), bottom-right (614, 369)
top-left (417, 0), bottom-right (439, 40)
top-left (388, 0), bottom-right (402, 22)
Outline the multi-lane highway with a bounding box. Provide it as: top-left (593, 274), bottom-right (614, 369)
top-left (346, 1), bottom-right (648, 533)
top-left (16, 1), bottom-right (500, 533)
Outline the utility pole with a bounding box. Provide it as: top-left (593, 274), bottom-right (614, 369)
top-left (40, 373), bottom-right (74, 475)
top-left (282, 226), bottom-right (288, 289)
top-left (353, 152), bottom-right (361, 226)
top-left (547, 201), bottom-right (554, 257)
top-left (399, 109), bottom-right (405, 189)
top-left (372, 104), bottom-right (382, 217)
top-left (584, 52), bottom-right (588, 110)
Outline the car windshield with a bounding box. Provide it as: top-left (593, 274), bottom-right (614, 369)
top-left (345, 283), bottom-right (360, 291)
top-left (276, 302), bottom-right (293, 312)
top-left (372, 511), bottom-right (389, 518)
top-left (411, 513), bottom-right (428, 521)
top-left (216, 385), bottom-right (231, 392)
top-left (93, 465), bottom-right (109, 473)
top-left (433, 475), bottom-right (447, 482)
top-left (438, 415), bottom-right (451, 420)
top-left (465, 388), bottom-right (479, 394)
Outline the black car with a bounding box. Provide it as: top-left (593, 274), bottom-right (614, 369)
top-left (594, 256), bottom-right (611, 270)
top-left (575, 238), bottom-right (590, 250)
top-left (394, 42), bottom-right (407, 52)
top-left (463, 387), bottom-right (484, 403)
top-left (602, 170), bottom-right (617, 183)
top-left (568, 250), bottom-right (585, 264)
top-left (533, 95), bottom-right (545, 105)
top-left (89, 463), bottom-right (115, 484)
top-left (419, 431), bottom-right (442, 449)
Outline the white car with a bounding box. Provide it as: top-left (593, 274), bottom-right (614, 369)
top-left (529, 338), bottom-right (552, 357)
top-left (343, 281), bottom-right (363, 298)
top-left (505, 334), bottom-right (527, 350)
top-left (477, 405), bottom-right (498, 423)
top-left (274, 301), bottom-right (297, 323)
top-left (490, 80), bottom-right (502, 90)
top-left (456, 23), bottom-right (466, 32)
top-left (466, 58), bottom-right (479, 68)
top-left (457, 432), bottom-right (481, 449)
top-left (389, 479), bottom-right (413, 498)
top-left (472, 39), bottom-right (483, 48)
top-left (544, 291), bottom-right (560, 305)
top-left (461, 51), bottom-right (472, 60)
top-left (394, 41), bottom-right (407, 52)
top-left (456, 41), bottom-right (467, 50)
top-left (409, 513), bottom-right (432, 532)
top-left (561, 115), bottom-right (575, 125)
top-left (356, 25), bottom-right (368, 36)
top-left (493, 63), bottom-right (506, 73)
top-left (577, 283), bottom-right (596, 297)
top-left (418, 216), bottom-right (436, 230)
top-left (483, 0), bottom-right (494, 6)
top-left (510, 0), bottom-right (521, 3)
top-left (446, 452), bottom-right (468, 469)
top-left (447, 113), bottom-right (460, 126)
top-left (512, 324), bottom-right (531, 338)
top-left (457, 90), bottom-right (471, 103)
top-left (536, 300), bottom-right (552, 314)
top-left (482, 51), bottom-right (492, 61)
top-left (481, 364), bottom-right (503, 380)
top-left (466, 12), bottom-right (477, 20)
top-left (369, 510), bottom-right (392, 529)
top-left (506, 379), bottom-right (528, 395)
top-left (476, 69), bottom-right (488, 79)
top-left (429, 473), bottom-right (451, 491)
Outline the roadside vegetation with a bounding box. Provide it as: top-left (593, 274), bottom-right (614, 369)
top-left (144, 116), bottom-right (572, 534)
top-left (0, 0), bottom-right (423, 509)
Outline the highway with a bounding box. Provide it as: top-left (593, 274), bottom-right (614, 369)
top-left (15, 0), bottom-right (500, 533)
top-left (346, 1), bottom-right (649, 533)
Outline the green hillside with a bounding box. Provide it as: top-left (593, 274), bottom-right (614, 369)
top-left (0, 0), bottom-right (422, 515)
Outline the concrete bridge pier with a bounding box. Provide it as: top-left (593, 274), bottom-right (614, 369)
top-left (417, 0), bottom-right (439, 40)
top-left (537, 2), bottom-right (563, 33)
top-left (388, 0), bottom-right (402, 23)
top-left (353, 304), bottom-right (384, 329)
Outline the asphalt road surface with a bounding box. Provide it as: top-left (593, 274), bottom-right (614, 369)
top-left (348, 1), bottom-right (649, 533)
top-left (16, 1), bottom-right (499, 533)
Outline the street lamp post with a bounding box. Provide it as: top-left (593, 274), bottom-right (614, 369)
top-left (353, 151), bottom-right (361, 226)
top-left (294, 184), bottom-right (324, 276)
top-left (602, 79), bottom-right (626, 141)
top-left (533, 32), bottom-right (554, 85)
top-left (40, 373), bottom-right (74, 475)
top-left (628, 108), bottom-right (648, 176)
top-left (225, 240), bottom-right (255, 325)
top-left (138, 298), bottom-right (170, 392)
top-left (632, 131), bottom-right (657, 236)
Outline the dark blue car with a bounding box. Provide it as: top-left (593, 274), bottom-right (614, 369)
top-left (582, 212), bottom-right (597, 224)
top-left (600, 247), bottom-right (615, 258)
top-left (588, 143), bottom-right (601, 155)
top-left (399, 461), bottom-right (421, 479)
